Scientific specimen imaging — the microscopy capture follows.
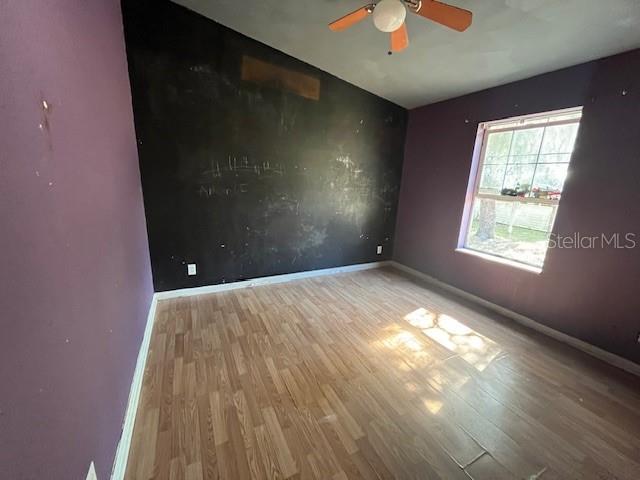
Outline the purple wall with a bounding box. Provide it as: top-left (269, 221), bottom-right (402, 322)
top-left (0, 1), bottom-right (153, 478)
top-left (395, 49), bottom-right (640, 365)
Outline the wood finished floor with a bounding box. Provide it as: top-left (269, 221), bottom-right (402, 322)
top-left (125, 268), bottom-right (640, 480)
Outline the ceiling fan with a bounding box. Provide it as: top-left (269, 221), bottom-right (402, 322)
top-left (329, 0), bottom-right (473, 53)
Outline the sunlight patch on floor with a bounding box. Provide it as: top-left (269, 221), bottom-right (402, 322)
top-left (423, 398), bottom-right (443, 415)
top-left (403, 308), bottom-right (503, 372)
top-left (382, 330), bottom-right (424, 352)
top-left (376, 324), bottom-right (437, 369)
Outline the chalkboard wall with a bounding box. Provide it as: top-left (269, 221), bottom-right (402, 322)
top-left (122, 1), bottom-right (407, 291)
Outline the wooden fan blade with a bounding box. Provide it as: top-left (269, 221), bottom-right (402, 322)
top-left (329, 6), bottom-right (372, 31)
top-left (412, 0), bottom-right (472, 32)
top-left (390, 23), bottom-right (409, 52)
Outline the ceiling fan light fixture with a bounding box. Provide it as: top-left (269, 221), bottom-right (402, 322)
top-left (373, 0), bottom-right (407, 33)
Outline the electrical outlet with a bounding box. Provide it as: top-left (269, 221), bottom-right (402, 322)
top-left (377, 245), bottom-right (383, 255)
top-left (187, 263), bottom-right (197, 276)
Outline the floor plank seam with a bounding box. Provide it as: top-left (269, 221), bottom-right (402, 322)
top-left (123, 269), bottom-right (640, 480)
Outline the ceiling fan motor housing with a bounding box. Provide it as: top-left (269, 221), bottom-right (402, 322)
top-left (373, 0), bottom-right (407, 32)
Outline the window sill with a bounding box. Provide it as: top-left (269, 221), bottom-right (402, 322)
top-left (455, 248), bottom-right (543, 274)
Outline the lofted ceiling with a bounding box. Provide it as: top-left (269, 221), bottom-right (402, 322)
top-left (171, 0), bottom-right (640, 108)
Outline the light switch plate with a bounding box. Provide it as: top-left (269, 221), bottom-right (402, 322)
top-left (187, 263), bottom-right (197, 276)
top-left (377, 245), bottom-right (383, 255)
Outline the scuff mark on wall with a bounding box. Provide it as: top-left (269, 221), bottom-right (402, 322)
top-left (39, 96), bottom-right (53, 153)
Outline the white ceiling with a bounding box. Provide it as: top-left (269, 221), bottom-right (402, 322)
top-left (172, 0), bottom-right (640, 108)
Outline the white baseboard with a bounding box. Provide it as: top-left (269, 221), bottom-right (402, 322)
top-left (111, 260), bottom-right (390, 478)
top-left (111, 294), bottom-right (158, 480)
top-left (155, 261), bottom-right (391, 300)
top-left (390, 261), bottom-right (640, 378)
top-left (111, 258), bottom-right (638, 479)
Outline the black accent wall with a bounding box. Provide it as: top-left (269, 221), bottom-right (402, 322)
top-left (122, 1), bottom-right (407, 291)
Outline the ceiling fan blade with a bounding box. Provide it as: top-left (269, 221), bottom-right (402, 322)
top-left (390, 23), bottom-right (409, 52)
top-left (329, 5), bottom-right (372, 31)
top-left (411, 0), bottom-right (472, 32)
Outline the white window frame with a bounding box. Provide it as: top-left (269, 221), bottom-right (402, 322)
top-left (456, 106), bottom-right (583, 273)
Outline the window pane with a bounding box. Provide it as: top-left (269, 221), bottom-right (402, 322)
top-left (511, 127), bottom-right (544, 155)
top-left (538, 153), bottom-right (571, 164)
top-left (484, 131), bottom-right (512, 164)
top-left (540, 123), bottom-right (579, 154)
top-left (531, 163), bottom-right (570, 198)
top-left (478, 164), bottom-right (506, 194)
top-left (502, 164), bottom-right (535, 194)
top-left (508, 154), bottom-right (538, 165)
top-left (462, 109), bottom-right (581, 270)
top-left (465, 198), bottom-right (556, 268)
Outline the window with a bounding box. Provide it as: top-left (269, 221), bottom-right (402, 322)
top-left (458, 107), bottom-right (583, 271)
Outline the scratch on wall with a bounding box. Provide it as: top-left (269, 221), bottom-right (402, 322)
top-left (39, 97), bottom-right (53, 153)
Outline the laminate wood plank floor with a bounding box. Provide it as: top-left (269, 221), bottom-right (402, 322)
top-left (125, 267), bottom-right (640, 480)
